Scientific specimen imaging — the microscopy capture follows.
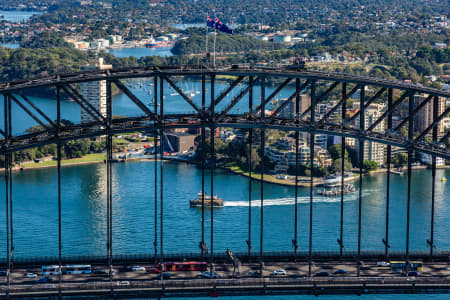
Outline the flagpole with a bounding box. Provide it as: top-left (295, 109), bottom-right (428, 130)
top-left (213, 25), bottom-right (216, 68)
top-left (205, 17), bottom-right (208, 64)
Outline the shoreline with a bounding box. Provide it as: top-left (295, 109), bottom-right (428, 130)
top-left (8, 155), bottom-right (449, 188)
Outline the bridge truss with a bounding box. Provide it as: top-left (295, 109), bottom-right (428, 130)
top-left (0, 65), bottom-right (449, 297)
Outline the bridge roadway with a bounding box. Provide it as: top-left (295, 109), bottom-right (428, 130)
top-left (0, 260), bottom-right (449, 298)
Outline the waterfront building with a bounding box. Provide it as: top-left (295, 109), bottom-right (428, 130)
top-left (265, 137), bottom-right (323, 169)
top-left (355, 103), bottom-right (386, 166)
top-left (315, 147), bottom-right (333, 168)
top-left (414, 94), bottom-right (445, 137)
top-left (80, 58), bottom-right (112, 124)
top-left (109, 35), bottom-right (123, 43)
top-left (163, 132), bottom-right (196, 153)
top-left (90, 38), bottom-right (110, 49)
top-left (420, 152), bottom-right (445, 166)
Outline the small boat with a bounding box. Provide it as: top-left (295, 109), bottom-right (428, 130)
top-left (442, 177), bottom-right (447, 182)
top-left (190, 192), bottom-right (223, 207)
top-left (317, 184), bottom-right (356, 197)
top-left (170, 92), bottom-right (178, 96)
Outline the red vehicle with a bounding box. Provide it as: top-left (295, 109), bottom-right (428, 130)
top-left (148, 267), bottom-right (161, 274)
top-left (159, 262), bottom-right (207, 272)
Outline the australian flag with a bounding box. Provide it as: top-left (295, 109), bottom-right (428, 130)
top-left (214, 17), bottom-right (233, 34)
top-left (206, 16), bottom-right (214, 28)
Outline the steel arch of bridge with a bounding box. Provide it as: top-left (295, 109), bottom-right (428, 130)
top-left (0, 65), bottom-right (449, 295)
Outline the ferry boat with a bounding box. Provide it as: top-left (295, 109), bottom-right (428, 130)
top-left (190, 192), bottom-right (223, 207)
top-left (317, 184), bottom-right (356, 197)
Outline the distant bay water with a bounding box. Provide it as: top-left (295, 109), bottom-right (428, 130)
top-left (0, 10), bottom-right (42, 23)
top-left (105, 46), bottom-right (173, 58)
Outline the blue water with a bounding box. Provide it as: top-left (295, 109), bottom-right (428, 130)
top-left (4, 78), bottom-right (298, 134)
top-left (0, 10), bottom-right (42, 23)
top-left (0, 161), bottom-right (448, 258)
top-left (105, 47), bottom-right (173, 58)
top-left (0, 43), bottom-right (20, 49)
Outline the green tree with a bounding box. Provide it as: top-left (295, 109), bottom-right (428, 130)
top-left (331, 158), bottom-right (353, 173)
top-left (392, 153), bottom-right (408, 166)
top-left (363, 160), bottom-right (378, 171)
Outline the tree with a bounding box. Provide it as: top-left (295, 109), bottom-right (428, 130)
top-left (363, 160), bottom-right (378, 171)
top-left (328, 144), bottom-right (349, 160)
top-left (392, 153), bottom-right (408, 166)
top-left (331, 158), bottom-right (353, 173)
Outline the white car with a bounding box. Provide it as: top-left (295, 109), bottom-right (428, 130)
top-left (272, 269), bottom-right (286, 276)
top-left (377, 261), bottom-right (390, 267)
top-left (131, 266), bottom-right (146, 272)
top-left (25, 273), bottom-right (38, 278)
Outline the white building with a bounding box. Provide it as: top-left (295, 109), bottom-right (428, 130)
top-left (355, 104), bottom-right (386, 166)
top-left (420, 153), bottom-right (445, 166)
top-left (80, 58), bottom-right (112, 124)
top-left (109, 35), bottom-right (123, 43)
top-left (90, 38), bottom-right (110, 49)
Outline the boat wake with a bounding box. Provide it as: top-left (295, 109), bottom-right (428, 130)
top-left (223, 194), bottom-right (359, 207)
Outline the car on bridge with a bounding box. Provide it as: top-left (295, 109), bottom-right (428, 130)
top-left (377, 261), bottom-right (390, 267)
top-left (25, 272), bottom-right (38, 278)
top-left (131, 266), bottom-right (146, 272)
top-left (147, 267), bottom-right (161, 274)
top-left (92, 269), bottom-right (115, 277)
top-left (315, 271), bottom-right (329, 277)
top-left (154, 272), bottom-right (172, 280)
top-left (333, 269), bottom-right (347, 275)
top-left (198, 271), bottom-right (219, 279)
top-left (247, 271), bottom-right (260, 277)
top-left (272, 269), bottom-right (287, 276)
top-left (34, 276), bottom-right (53, 284)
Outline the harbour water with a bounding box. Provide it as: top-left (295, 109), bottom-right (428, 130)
top-left (4, 77), bottom-right (298, 134)
top-left (105, 47), bottom-right (173, 58)
top-left (0, 10), bottom-right (42, 23)
top-left (1, 79), bottom-right (449, 300)
top-left (0, 43), bottom-right (20, 49)
top-left (0, 160), bottom-right (447, 258)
